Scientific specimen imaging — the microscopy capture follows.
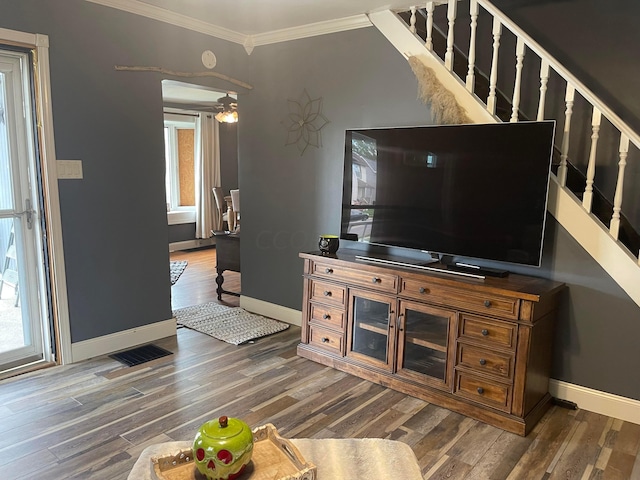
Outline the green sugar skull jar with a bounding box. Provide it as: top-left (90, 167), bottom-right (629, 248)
top-left (192, 416), bottom-right (254, 480)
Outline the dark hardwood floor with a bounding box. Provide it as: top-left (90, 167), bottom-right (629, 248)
top-left (0, 248), bottom-right (638, 479)
top-left (170, 247), bottom-right (239, 310)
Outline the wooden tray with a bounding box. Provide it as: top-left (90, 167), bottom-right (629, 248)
top-left (151, 424), bottom-right (316, 480)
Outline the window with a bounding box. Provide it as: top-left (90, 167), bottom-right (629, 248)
top-left (164, 113), bottom-right (196, 223)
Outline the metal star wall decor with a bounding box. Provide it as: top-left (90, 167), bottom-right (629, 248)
top-left (283, 89), bottom-right (330, 156)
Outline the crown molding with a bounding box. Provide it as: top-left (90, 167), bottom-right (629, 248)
top-left (85, 0), bottom-right (246, 45)
top-left (250, 14), bottom-right (372, 48)
top-left (85, 0), bottom-right (373, 54)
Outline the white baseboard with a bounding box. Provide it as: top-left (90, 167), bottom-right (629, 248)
top-left (240, 296), bottom-right (302, 327)
top-left (71, 318), bottom-right (177, 362)
top-left (550, 379), bottom-right (640, 425)
top-left (169, 238), bottom-right (215, 252)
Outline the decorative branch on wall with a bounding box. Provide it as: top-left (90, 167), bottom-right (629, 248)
top-left (114, 65), bottom-right (253, 90)
top-left (408, 56), bottom-right (470, 125)
top-left (282, 89), bottom-right (330, 156)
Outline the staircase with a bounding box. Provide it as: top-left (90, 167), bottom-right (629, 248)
top-left (369, 1), bottom-right (640, 309)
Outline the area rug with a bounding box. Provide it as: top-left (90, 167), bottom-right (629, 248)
top-left (170, 260), bottom-right (188, 285)
top-left (173, 302), bottom-right (289, 345)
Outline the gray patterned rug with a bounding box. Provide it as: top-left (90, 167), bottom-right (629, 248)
top-left (170, 260), bottom-right (188, 285)
top-left (173, 302), bottom-right (289, 345)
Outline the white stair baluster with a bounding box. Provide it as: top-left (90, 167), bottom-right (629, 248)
top-left (510, 37), bottom-right (526, 122)
top-left (610, 134), bottom-right (630, 239)
top-left (409, 6), bottom-right (417, 34)
top-left (487, 17), bottom-right (502, 115)
top-left (466, 0), bottom-right (479, 92)
top-left (558, 84), bottom-right (575, 187)
top-left (444, 0), bottom-right (457, 71)
top-left (583, 108), bottom-right (602, 212)
top-left (425, 2), bottom-right (435, 51)
top-left (537, 59), bottom-right (550, 121)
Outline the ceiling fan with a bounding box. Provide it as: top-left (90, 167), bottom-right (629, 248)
top-left (214, 94), bottom-right (238, 123)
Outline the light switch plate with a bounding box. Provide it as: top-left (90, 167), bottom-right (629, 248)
top-left (57, 160), bottom-right (83, 179)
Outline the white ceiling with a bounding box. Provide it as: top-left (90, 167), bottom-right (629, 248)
top-left (122, 0), bottom-right (419, 105)
top-left (162, 80), bottom-right (234, 107)
top-left (136, 0), bottom-right (417, 36)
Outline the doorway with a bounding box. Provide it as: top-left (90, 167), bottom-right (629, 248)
top-left (0, 30), bottom-right (71, 377)
top-left (0, 48), bottom-right (52, 372)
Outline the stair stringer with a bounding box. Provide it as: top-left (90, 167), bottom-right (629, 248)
top-left (368, 10), bottom-right (495, 124)
top-left (370, 9), bottom-right (640, 309)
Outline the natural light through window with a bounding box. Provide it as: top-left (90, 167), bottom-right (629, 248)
top-left (164, 112), bottom-right (196, 223)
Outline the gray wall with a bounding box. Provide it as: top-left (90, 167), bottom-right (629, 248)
top-left (2, 1), bottom-right (639, 402)
top-left (0, 0), bottom-right (249, 342)
top-left (490, 0), bottom-right (640, 228)
top-left (238, 27), bottom-right (640, 402)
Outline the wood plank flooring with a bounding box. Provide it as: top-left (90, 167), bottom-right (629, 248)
top-left (0, 248), bottom-right (638, 479)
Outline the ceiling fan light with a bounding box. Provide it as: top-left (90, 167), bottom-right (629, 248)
top-left (216, 110), bottom-right (238, 123)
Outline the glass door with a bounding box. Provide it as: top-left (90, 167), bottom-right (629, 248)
top-left (396, 300), bottom-right (457, 390)
top-left (0, 49), bottom-right (51, 373)
top-left (346, 288), bottom-right (395, 371)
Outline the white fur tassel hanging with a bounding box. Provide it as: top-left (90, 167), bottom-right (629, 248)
top-left (408, 56), bottom-right (470, 125)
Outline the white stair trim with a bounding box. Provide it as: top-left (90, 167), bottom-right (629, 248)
top-left (368, 10), bottom-right (495, 124)
top-left (547, 178), bottom-right (640, 306)
top-left (372, 7), bottom-right (640, 310)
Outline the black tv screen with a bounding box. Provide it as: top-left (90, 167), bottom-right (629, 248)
top-left (340, 121), bottom-right (556, 267)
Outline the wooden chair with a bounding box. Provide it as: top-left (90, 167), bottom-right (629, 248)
top-left (230, 189), bottom-right (240, 231)
top-left (212, 187), bottom-right (229, 231)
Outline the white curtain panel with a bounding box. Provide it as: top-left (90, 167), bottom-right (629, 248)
top-left (194, 113), bottom-right (221, 238)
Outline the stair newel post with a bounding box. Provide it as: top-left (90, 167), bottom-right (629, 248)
top-left (558, 85), bottom-right (575, 187)
top-left (537, 59), bottom-right (550, 121)
top-left (466, 0), bottom-right (479, 92)
top-left (409, 6), bottom-right (417, 34)
top-left (610, 134), bottom-right (630, 240)
top-left (444, 0), bottom-right (457, 71)
top-left (425, 2), bottom-right (435, 51)
top-left (583, 108), bottom-right (602, 213)
top-left (487, 17), bottom-right (502, 115)
top-left (510, 37), bottom-right (526, 122)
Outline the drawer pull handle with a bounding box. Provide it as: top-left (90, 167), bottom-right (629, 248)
top-left (481, 329), bottom-right (489, 336)
top-left (372, 277), bottom-right (380, 284)
top-left (479, 359), bottom-right (487, 366)
top-left (321, 337), bottom-right (329, 343)
top-left (419, 287), bottom-right (428, 294)
top-left (484, 300), bottom-right (492, 307)
top-left (322, 313), bottom-right (330, 320)
top-left (477, 387), bottom-right (484, 394)
top-left (323, 290), bottom-right (332, 297)
top-left (325, 268), bottom-right (333, 274)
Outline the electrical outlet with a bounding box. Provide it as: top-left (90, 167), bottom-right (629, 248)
top-left (57, 160), bottom-right (83, 179)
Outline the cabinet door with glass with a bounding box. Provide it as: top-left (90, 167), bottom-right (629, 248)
top-left (346, 288), bottom-right (396, 371)
top-left (396, 300), bottom-right (457, 391)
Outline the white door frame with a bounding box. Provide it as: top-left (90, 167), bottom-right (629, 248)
top-left (0, 27), bottom-right (72, 365)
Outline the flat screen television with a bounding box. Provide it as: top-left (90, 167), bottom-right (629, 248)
top-left (340, 121), bottom-right (556, 271)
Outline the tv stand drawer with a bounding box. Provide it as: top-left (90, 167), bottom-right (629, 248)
top-left (309, 280), bottom-right (347, 308)
top-left (400, 279), bottom-right (520, 320)
top-left (454, 372), bottom-right (512, 413)
top-left (309, 324), bottom-right (344, 356)
top-left (309, 303), bottom-right (345, 330)
top-left (312, 260), bottom-right (399, 293)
